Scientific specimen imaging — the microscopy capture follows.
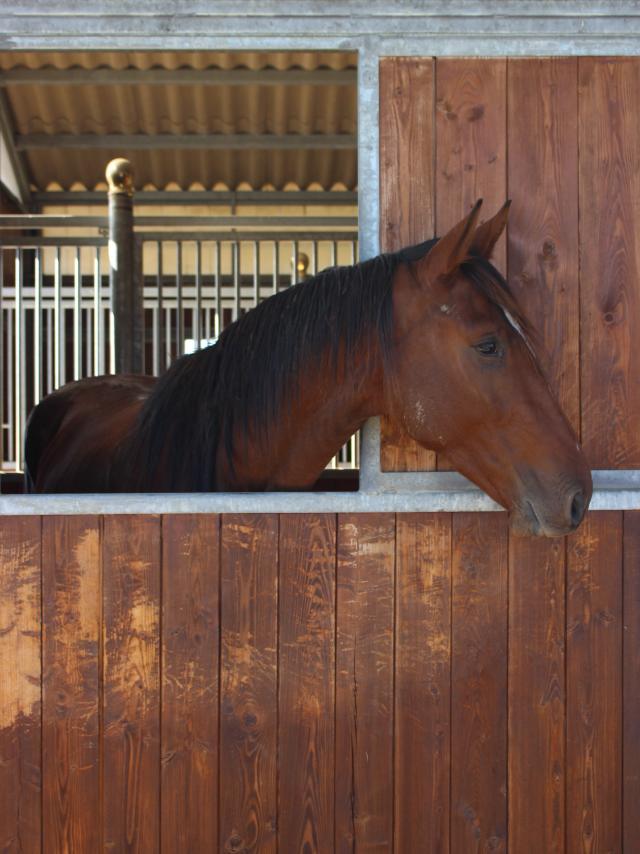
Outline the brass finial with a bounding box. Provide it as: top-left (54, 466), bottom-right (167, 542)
top-left (106, 158), bottom-right (134, 196)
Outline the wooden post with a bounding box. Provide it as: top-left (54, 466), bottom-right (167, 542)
top-left (106, 157), bottom-right (143, 374)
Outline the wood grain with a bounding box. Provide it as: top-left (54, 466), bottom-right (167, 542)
top-left (102, 515), bottom-right (161, 853)
top-left (379, 56), bottom-right (436, 472)
top-left (219, 514), bottom-right (278, 854)
top-left (579, 58), bottom-right (640, 467)
top-left (279, 514), bottom-right (335, 854)
top-left (566, 511), bottom-right (622, 853)
top-left (507, 57), bottom-right (580, 435)
top-left (42, 516), bottom-right (101, 853)
top-left (0, 516), bottom-right (41, 854)
top-left (623, 511), bottom-right (640, 850)
top-left (451, 512), bottom-right (508, 852)
top-left (508, 533), bottom-right (565, 853)
top-left (394, 513), bottom-right (451, 853)
top-left (335, 514), bottom-right (395, 852)
top-left (161, 514), bottom-right (219, 852)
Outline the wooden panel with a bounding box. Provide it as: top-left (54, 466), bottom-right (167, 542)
top-left (42, 516), bottom-right (101, 853)
top-left (508, 534), bottom-right (565, 853)
top-left (394, 513), bottom-right (451, 853)
top-left (335, 514), bottom-right (394, 852)
top-left (379, 56), bottom-right (436, 472)
top-left (0, 517), bottom-right (41, 854)
top-left (507, 57), bottom-right (580, 435)
top-left (161, 515), bottom-right (219, 852)
top-left (103, 515), bottom-right (161, 852)
top-left (219, 514), bottom-right (277, 854)
top-left (435, 58), bottom-right (507, 269)
top-left (279, 514), bottom-right (335, 853)
top-left (566, 511), bottom-right (622, 852)
top-left (451, 513), bottom-right (508, 852)
top-left (579, 58), bottom-right (640, 467)
top-left (623, 511), bottom-right (640, 849)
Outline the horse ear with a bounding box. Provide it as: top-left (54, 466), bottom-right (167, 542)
top-left (471, 199), bottom-right (511, 259)
top-left (418, 199), bottom-right (483, 282)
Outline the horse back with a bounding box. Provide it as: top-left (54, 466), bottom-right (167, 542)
top-left (24, 375), bottom-right (156, 492)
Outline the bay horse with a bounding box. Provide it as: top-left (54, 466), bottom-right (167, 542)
top-left (24, 200), bottom-right (592, 536)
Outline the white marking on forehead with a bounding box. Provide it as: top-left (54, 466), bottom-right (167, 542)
top-left (440, 304), bottom-right (451, 314)
top-left (503, 307), bottom-right (523, 337)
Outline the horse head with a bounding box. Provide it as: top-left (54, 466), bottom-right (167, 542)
top-left (388, 200), bottom-right (592, 537)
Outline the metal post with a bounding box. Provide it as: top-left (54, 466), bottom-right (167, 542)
top-left (106, 157), bottom-right (142, 374)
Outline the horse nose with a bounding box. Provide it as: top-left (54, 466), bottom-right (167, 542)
top-left (569, 488), bottom-right (587, 529)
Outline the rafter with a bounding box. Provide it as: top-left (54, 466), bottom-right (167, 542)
top-left (16, 133), bottom-right (356, 151)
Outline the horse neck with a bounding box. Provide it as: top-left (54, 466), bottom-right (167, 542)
top-left (218, 338), bottom-right (386, 490)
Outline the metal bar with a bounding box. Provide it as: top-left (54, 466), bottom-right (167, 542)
top-left (195, 241), bottom-right (202, 347)
top-left (176, 241), bottom-right (183, 356)
top-left (331, 240), bottom-right (337, 267)
top-left (46, 307), bottom-right (52, 393)
top-left (311, 241), bottom-right (318, 275)
top-left (54, 246), bottom-right (62, 387)
top-left (214, 241), bottom-right (221, 338)
top-left (1, 67), bottom-right (357, 86)
top-left (126, 230), bottom-right (358, 243)
top-left (232, 242), bottom-right (240, 322)
top-left (85, 304), bottom-right (92, 376)
top-left (16, 133), bottom-right (357, 151)
top-left (33, 247), bottom-right (42, 403)
top-left (165, 307), bottom-right (172, 367)
top-left (272, 242), bottom-right (279, 295)
top-left (0, 252), bottom-right (4, 463)
top-left (33, 190), bottom-right (358, 207)
top-left (291, 240), bottom-right (298, 285)
top-left (253, 240), bottom-right (260, 307)
top-left (0, 214), bottom-right (357, 229)
top-left (6, 309), bottom-right (13, 465)
top-left (93, 247), bottom-right (104, 375)
top-left (73, 246), bottom-right (81, 380)
top-left (13, 250), bottom-right (22, 469)
top-left (0, 237), bottom-right (109, 248)
top-left (153, 242), bottom-right (162, 374)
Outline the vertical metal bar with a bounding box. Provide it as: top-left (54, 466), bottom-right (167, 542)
top-left (73, 246), bottom-right (82, 380)
top-left (165, 307), bottom-right (172, 367)
top-left (350, 239), bottom-right (357, 265)
top-left (155, 241), bottom-right (163, 373)
top-left (93, 247), bottom-right (104, 375)
top-left (176, 241), bottom-right (183, 356)
top-left (85, 304), bottom-right (92, 376)
top-left (312, 240), bottom-right (318, 276)
top-left (232, 241), bottom-right (240, 321)
top-left (253, 240), bottom-right (260, 308)
top-left (13, 250), bottom-right (22, 470)
top-left (195, 241), bottom-right (202, 348)
top-left (46, 308), bottom-right (53, 393)
top-left (0, 251), bottom-right (4, 466)
top-left (291, 240), bottom-right (298, 286)
top-left (33, 247), bottom-right (42, 403)
top-left (7, 309), bottom-right (13, 466)
top-left (54, 245), bottom-right (62, 387)
top-left (331, 240), bottom-right (338, 268)
top-left (214, 241), bottom-right (221, 338)
top-left (272, 241), bottom-right (279, 295)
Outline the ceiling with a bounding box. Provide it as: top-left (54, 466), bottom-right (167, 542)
top-left (0, 50), bottom-right (357, 196)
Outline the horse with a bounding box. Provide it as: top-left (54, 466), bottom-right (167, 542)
top-left (24, 200), bottom-right (592, 537)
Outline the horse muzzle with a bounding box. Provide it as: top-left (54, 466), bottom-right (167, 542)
top-left (511, 476), bottom-right (592, 538)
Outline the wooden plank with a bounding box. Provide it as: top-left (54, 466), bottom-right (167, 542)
top-left (102, 515), bottom-right (161, 853)
top-left (508, 534), bottom-right (565, 853)
top-left (379, 56), bottom-right (436, 473)
top-left (579, 58), bottom-right (640, 467)
top-left (0, 517), bottom-right (41, 854)
top-left (279, 514), bottom-right (335, 853)
top-left (507, 57), bottom-right (580, 435)
top-left (161, 515), bottom-right (219, 852)
top-left (42, 516), bottom-right (101, 853)
top-left (623, 511), bottom-right (640, 850)
top-left (566, 511), bottom-right (622, 852)
top-left (394, 513), bottom-right (451, 853)
top-left (219, 514), bottom-right (278, 854)
top-left (435, 58), bottom-right (507, 472)
top-left (335, 514), bottom-right (395, 852)
top-left (451, 512), bottom-right (508, 852)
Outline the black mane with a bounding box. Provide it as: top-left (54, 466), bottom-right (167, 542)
top-left (124, 238), bottom-right (531, 490)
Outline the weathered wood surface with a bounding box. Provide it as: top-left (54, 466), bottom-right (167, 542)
top-left (380, 54), bottom-right (640, 471)
top-left (0, 510), bottom-right (636, 852)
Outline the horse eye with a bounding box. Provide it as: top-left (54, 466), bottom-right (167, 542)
top-left (474, 338), bottom-right (501, 357)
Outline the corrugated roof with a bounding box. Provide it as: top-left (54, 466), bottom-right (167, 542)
top-left (0, 51), bottom-right (357, 192)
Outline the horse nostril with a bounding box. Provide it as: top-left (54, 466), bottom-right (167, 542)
top-left (570, 490), bottom-right (585, 528)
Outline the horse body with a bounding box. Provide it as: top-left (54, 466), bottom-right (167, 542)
top-left (25, 201), bottom-right (593, 536)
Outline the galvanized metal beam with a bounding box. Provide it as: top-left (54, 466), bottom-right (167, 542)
top-left (34, 190), bottom-right (358, 207)
top-left (0, 91), bottom-right (31, 208)
top-left (0, 67), bottom-right (356, 86)
top-left (15, 133), bottom-right (356, 151)
top-left (0, 214), bottom-right (358, 228)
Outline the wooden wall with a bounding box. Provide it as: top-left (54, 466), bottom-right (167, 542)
top-left (380, 56), bottom-right (640, 471)
top-left (1, 510), bottom-right (637, 852)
